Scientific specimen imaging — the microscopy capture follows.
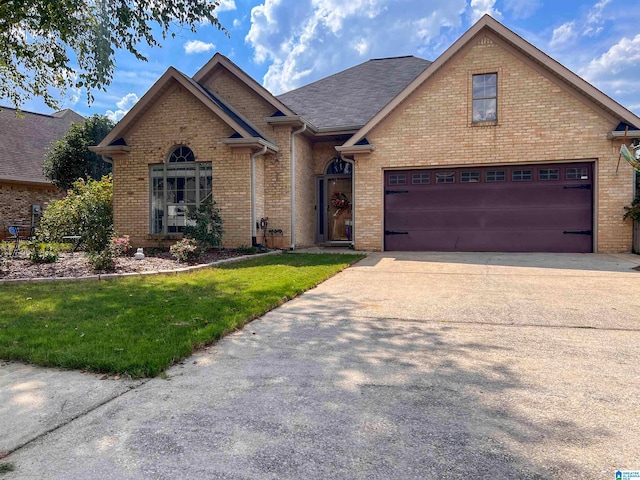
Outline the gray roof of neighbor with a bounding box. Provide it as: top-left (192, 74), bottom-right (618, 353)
top-left (0, 107), bottom-right (84, 184)
top-left (277, 56), bottom-right (432, 130)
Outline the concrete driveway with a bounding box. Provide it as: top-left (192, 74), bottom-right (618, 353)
top-left (2, 252), bottom-right (640, 479)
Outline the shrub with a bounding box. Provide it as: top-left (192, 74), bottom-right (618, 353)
top-left (184, 199), bottom-right (224, 249)
top-left (111, 235), bottom-right (131, 256)
top-left (38, 175), bottom-right (113, 253)
top-left (87, 249), bottom-right (116, 271)
top-left (170, 238), bottom-right (201, 263)
top-left (237, 244), bottom-right (258, 255)
top-left (28, 242), bottom-right (60, 264)
top-left (623, 198), bottom-right (640, 222)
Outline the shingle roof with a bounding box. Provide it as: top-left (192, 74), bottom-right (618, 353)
top-left (277, 56), bottom-right (432, 130)
top-left (0, 107), bottom-right (84, 184)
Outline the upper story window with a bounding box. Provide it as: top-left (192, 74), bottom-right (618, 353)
top-left (472, 73), bottom-right (497, 123)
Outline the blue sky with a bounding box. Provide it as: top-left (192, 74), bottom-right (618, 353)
top-left (19, 0), bottom-right (640, 121)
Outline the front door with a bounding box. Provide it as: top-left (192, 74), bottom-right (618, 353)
top-left (316, 157), bottom-right (353, 243)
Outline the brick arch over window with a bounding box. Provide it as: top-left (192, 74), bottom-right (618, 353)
top-left (150, 146), bottom-right (212, 235)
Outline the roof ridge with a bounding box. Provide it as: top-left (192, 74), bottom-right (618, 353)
top-left (369, 55), bottom-right (418, 61)
top-left (0, 106), bottom-right (71, 119)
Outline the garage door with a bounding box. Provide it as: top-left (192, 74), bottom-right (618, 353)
top-left (384, 162), bottom-right (593, 252)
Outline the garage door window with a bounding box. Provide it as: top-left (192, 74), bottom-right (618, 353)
top-left (412, 173), bottom-right (430, 184)
top-left (436, 173), bottom-right (455, 184)
top-left (486, 170), bottom-right (505, 182)
top-left (461, 172), bottom-right (480, 183)
top-left (539, 168), bottom-right (559, 180)
top-left (512, 169), bottom-right (532, 181)
top-left (566, 167), bottom-right (589, 180)
top-left (388, 174), bottom-right (406, 185)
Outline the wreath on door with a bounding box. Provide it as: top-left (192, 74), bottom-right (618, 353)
top-left (331, 192), bottom-right (349, 210)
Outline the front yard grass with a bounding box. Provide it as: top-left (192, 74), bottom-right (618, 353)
top-left (0, 253), bottom-right (364, 377)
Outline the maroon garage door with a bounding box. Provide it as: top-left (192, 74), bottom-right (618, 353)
top-left (384, 162), bottom-right (593, 252)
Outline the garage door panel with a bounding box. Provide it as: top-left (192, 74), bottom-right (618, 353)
top-left (386, 206), bottom-right (592, 231)
top-left (384, 162), bottom-right (593, 252)
top-left (386, 229), bottom-right (592, 252)
top-left (387, 185), bottom-right (591, 210)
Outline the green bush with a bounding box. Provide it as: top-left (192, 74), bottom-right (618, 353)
top-left (28, 242), bottom-right (60, 264)
top-left (38, 175), bottom-right (113, 253)
top-left (624, 198), bottom-right (640, 222)
top-left (184, 199), bottom-right (224, 249)
top-left (170, 238), bottom-right (201, 263)
top-left (88, 249), bottom-right (117, 271)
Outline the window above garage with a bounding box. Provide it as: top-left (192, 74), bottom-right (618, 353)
top-left (472, 73), bottom-right (497, 123)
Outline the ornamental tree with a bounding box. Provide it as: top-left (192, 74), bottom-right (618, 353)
top-left (44, 114), bottom-right (114, 190)
top-left (0, 0), bottom-right (227, 109)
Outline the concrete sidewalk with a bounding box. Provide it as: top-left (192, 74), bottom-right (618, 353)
top-left (2, 252), bottom-right (639, 479)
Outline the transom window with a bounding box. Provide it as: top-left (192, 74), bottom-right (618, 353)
top-left (486, 170), bottom-right (505, 182)
top-left (150, 146), bottom-right (212, 235)
top-left (326, 157), bottom-right (352, 175)
top-left (512, 169), bottom-right (532, 181)
top-left (539, 168), bottom-right (559, 180)
top-left (436, 172), bottom-right (455, 184)
top-left (461, 172), bottom-right (480, 183)
top-left (472, 73), bottom-right (497, 122)
top-left (566, 167), bottom-right (589, 180)
top-left (412, 173), bottom-right (430, 184)
top-left (388, 174), bottom-right (406, 185)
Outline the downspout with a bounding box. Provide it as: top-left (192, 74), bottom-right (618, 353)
top-left (251, 144), bottom-right (268, 246)
top-left (289, 123), bottom-right (307, 250)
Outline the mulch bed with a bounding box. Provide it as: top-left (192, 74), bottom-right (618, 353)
top-left (0, 249), bottom-right (251, 280)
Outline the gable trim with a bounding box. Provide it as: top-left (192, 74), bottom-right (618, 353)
top-left (343, 14), bottom-right (640, 148)
top-left (193, 53), bottom-right (296, 117)
top-left (96, 67), bottom-right (260, 148)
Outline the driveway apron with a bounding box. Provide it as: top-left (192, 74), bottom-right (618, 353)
top-left (2, 252), bottom-right (640, 479)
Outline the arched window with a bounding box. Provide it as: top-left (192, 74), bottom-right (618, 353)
top-left (326, 156), bottom-right (352, 175)
top-left (150, 146), bottom-right (212, 234)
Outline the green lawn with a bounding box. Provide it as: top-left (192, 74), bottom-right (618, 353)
top-left (0, 253), bottom-right (364, 377)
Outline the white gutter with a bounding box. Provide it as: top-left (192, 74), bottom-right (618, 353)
top-left (290, 123), bottom-right (307, 250)
top-left (251, 144), bottom-right (268, 246)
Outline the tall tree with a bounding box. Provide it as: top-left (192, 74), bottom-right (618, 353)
top-left (44, 114), bottom-right (115, 190)
top-left (0, 0), bottom-right (227, 109)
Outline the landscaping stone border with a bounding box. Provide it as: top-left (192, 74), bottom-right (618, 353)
top-left (0, 250), bottom-right (283, 285)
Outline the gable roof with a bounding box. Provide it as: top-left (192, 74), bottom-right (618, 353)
top-left (95, 67), bottom-right (272, 151)
top-left (0, 107), bottom-right (83, 185)
top-left (277, 56), bottom-right (432, 130)
top-left (194, 53), bottom-right (296, 117)
top-left (343, 15), bottom-right (640, 147)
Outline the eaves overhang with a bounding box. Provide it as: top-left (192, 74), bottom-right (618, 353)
top-left (221, 137), bottom-right (279, 153)
top-left (335, 144), bottom-right (375, 155)
top-left (88, 145), bottom-right (132, 155)
top-left (607, 130), bottom-right (640, 140)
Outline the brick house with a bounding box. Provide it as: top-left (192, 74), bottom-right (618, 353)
top-left (0, 107), bottom-right (84, 238)
top-left (93, 15), bottom-right (640, 253)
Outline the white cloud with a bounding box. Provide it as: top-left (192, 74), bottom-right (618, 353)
top-left (184, 40), bottom-right (216, 54)
top-left (217, 0), bottom-right (237, 12)
top-left (550, 21), bottom-right (576, 47)
top-left (503, 0), bottom-right (541, 19)
top-left (105, 93), bottom-right (139, 123)
top-left (583, 0), bottom-right (611, 36)
top-left (469, 0), bottom-right (501, 23)
top-left (245, 0), bottom-right (467, 94)
top-left (233, 18), bottom-right (242, 28)
top-left (581, 34), bottom-right (640, 83)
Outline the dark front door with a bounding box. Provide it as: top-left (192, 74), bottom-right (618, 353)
top-left (317, 157), bottom-right (353, 244)
top-left (384, 162), bottom-right (593, 252)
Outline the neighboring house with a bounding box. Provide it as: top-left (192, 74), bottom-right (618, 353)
top-left (0, 107), bottom-right (84, 237)
top-left (92, 15), bottom-right (640, 253)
